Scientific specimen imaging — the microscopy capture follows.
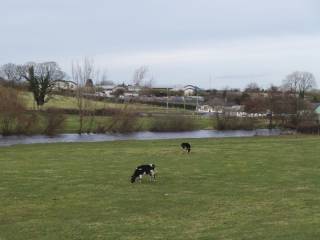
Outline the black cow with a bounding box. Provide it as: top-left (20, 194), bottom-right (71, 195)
top-left (131, 164), bottom-right (156, 183)
top-left (181, 142), bottom-right (191, 153)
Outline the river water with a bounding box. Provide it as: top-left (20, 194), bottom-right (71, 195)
top-left (0, 129), bottom-right (284, 147)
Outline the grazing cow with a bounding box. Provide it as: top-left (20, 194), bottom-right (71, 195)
top-left (131, 164), bottom-right (156, 183)
top-left (181, 142), bottom-right (191, 153)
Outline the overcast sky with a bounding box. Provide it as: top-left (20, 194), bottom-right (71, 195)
top-left (1, 0), bottom-right (319, 89)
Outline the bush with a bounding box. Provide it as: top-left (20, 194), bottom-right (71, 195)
top-left (150, 115), bottom-right (196, 132)
top-left (214, 115), bottom-right (257, 130)
top-left (95, 124), bottom-right (109, 133)
top-left (43, 108), bottom-right (66, 136)
top-left (106, 108), bottom-right (141, 133)
top-left (0, 87), bottom-right (27, 135)
top-left (283, 112), bottom-right (320, 134)
top-left (296, 121), bottom-right (320, 134)
top-left (291, 112), bottom-right (320, 134)
top-left (41, 107), bottom-right (122, 116)
top-left (15, 112), bottom-right (41, 135)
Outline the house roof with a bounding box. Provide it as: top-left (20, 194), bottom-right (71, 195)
top-left (312, 103), bottom-right (320, 113)
top-left (55, 80), bottom-right (77, 85)
top-left (184, 85), bottom-right (200, 90)
top-left (100, 85), bottom-right (116, 90)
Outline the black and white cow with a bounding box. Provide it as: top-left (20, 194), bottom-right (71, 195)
top-left (181, 142), bottom-right (191, 153)
top-left (131, 164), bottom-right (156, 183)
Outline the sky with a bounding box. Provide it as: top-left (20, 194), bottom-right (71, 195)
top-left (1, 0), bottom-right (319, 89)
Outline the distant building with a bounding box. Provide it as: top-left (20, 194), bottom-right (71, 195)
top-left (55, 80), bottom-right (77, 90)
top-left (197, 104), bottom-right (248, 116)
top-left (224, 105), bottom-right (245, 113)
top-left (127, 85), bottom-right (142, 92)
top-left (94, 85), bottom-right (114, 97)
top-left (112, 85), bottom-right (126, 92)
top-left (183, 85), bottom-right (201, 96)
top-left (313, 103), bottom-right (320, 120)
top-left (124, 92), bottom-right (139, 97)
top-left (100, 85), bottom-right (115, 91)
top-left (197, 105), bottom-right (214, 113)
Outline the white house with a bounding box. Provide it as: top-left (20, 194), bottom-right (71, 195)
top-left (223, 105), bottom-right (246, 117)
top-left (96, 85), bottom-right (116, 98)
top-left (198, 105), bottom-right (246, 116)
top-left (183, 85), bottom-right (201, 96)
top-left (197, 105), bottom-right (214, 113)
top-left (100, 85), bottom-right (115, 91)
top-left (124, 92), bottom-right (139, 97)
top-left (127, 85), bottom-right (142, 92)
top-left (55, 80), bottom-right (77, 90)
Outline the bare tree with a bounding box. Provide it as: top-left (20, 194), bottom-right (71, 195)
top-left (244, 82), bottom-right (260, 93)
top-left (243, 96), bottom-right (267, 114)
top-left (282, 71), bottom-right (316, 128)
top-left (72, 58), bottom-right (98, 134)
top-left (283, 71), bottom-right (316, 99)
top-left (0, 63), bottom-right (23, 85)
top-left (144, 75), bottom-right (155, 88)
top-left (96, 69), bottom-right (114, 86)
top-left (132, 66), bottom-right (148, 86)
top-left (99, 69), bottom-right (109, 84)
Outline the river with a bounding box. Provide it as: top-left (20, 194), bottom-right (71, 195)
top-left (0, 129), bottom-right (285, 147)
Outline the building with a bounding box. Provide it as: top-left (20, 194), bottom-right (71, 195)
top-left (55, 80), bottom-right (77, 90)
top-left (127, 85), bottom-right (142, 92)
top-left (183, 85), bottom-right (201, 96)
top-left (197, 104), bottom-right (247, 116)
top-left (196, 105), bottom-right (214, 113)
top-left (313, 103), bottom-right (320, 120)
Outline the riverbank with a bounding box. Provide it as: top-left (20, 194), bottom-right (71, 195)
top-left (1, 89), bottom-right (271, 135)
top-left (0, 110), bottom-right (270, 135)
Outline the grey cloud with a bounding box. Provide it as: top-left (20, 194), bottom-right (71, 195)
top-left (0, 0), bottom-right (319, 88)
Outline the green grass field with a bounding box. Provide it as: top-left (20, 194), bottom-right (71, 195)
top-left (20, 91), bottom-right (190, 113)
top-left (1, 136), bottom-right (320, 239)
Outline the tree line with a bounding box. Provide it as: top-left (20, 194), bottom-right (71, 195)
top-left (0, 59), bottom-right (319, 134)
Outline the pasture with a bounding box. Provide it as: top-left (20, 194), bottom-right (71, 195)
top-left (0, 136), bottom-right (320, 239)
top-left (20, 91), bottom-right (190, 114)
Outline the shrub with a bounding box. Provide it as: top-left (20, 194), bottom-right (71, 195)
top-left (150, 115), bottom-right (196, 132)
top-left (43, 108), bottom-right (66, 136)
top-left (214, 115), bottom-right (257, 130)
top-left (95, 124), bottom-right (109, 133)
top-left (15, 112), bottom-right (41, 135)
top-left (106, 108), bottom-right (141, 133)
top-left (283, 112), bottom-right (319, 133)
top-left (290, 112), bottom-right (320, 134)
top-left (0, 86), bottom-right (26, 135)
top-left (296, 121), bottom-right (320, 134)
top-left (41, 107), bottom-right (122, 116)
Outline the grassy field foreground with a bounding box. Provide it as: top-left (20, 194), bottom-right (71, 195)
top-left (0, 136), bottom-right (320, 239)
